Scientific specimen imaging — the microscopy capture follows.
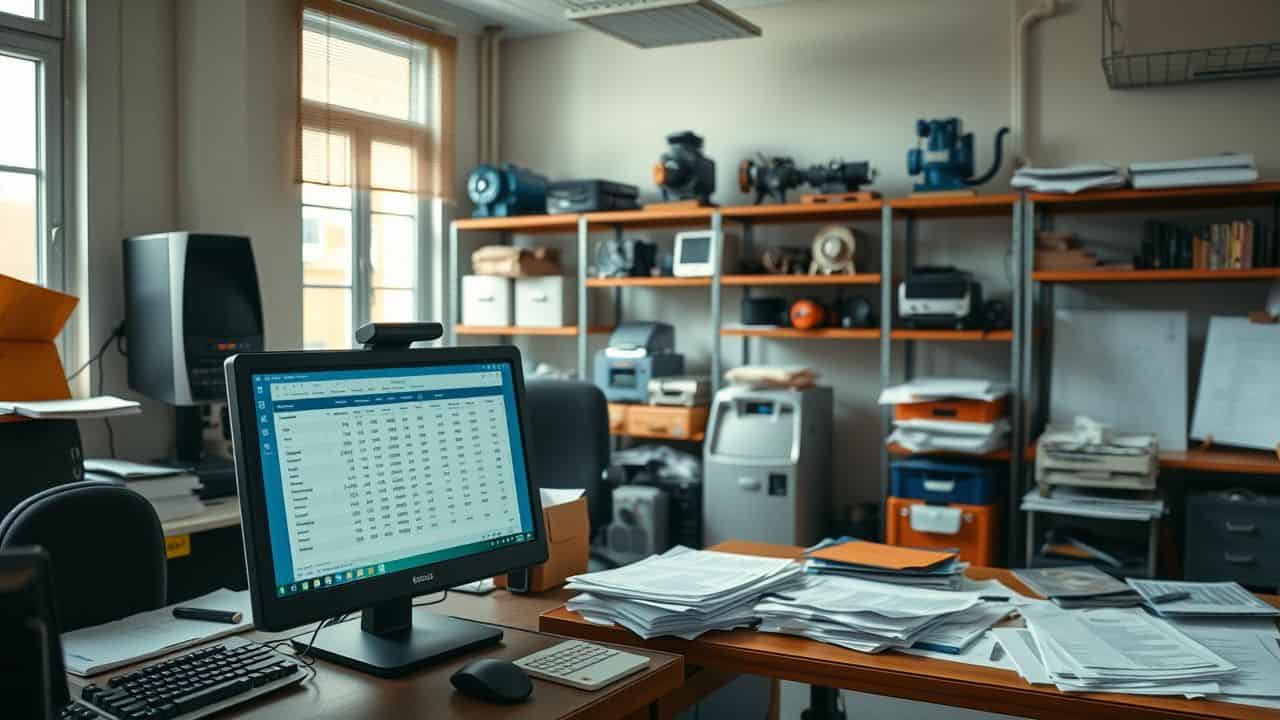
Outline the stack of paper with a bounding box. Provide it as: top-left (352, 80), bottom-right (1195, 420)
top-left (0, 395), bottom-right (141, 419)
top-left (564, 546), bottom-right (804, 640)
top-left (1014, 566), bottom-right (1143, 609)
top-left (1016, 604), bottom-right (1239, 696)
top-left (1170, 618), bottom-right (1280, 707)
top-left (1128, 580), bottom-right (1280, 618)
top-left (1130, 154), bottom-right (1258, 190)
top-left (879, 379), bottom-right (1011, 455)
top-left (1012, 164), bottom-right (1128, 194)
top-left (753, 574), bottom-right (1005, 654)
top-left (805, 539), bottom-right (968, 590)
top-left (85, 459), bottom-right (204, 523)
top-left (1020, 487), bottom-right (1164, 521)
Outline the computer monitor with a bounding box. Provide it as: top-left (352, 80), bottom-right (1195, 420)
top-left (0, 547), bottom-right (67, 720)
top-left (224, 344), bottom-right (547, 677)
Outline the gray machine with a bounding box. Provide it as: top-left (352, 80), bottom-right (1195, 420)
top-left (593, 322), bottom-right (685, 403)
top-left (703, 385), bottom-right (833, 547)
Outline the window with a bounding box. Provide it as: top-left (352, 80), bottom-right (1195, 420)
top-left (298, 1), bottom-right (455, 350)
top-left (0, 0), bottom-right (62, 289)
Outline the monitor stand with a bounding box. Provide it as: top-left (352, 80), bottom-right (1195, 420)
top-left (295, 596), bottom-right (502, 677)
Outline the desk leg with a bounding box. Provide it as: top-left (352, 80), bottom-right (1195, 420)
top-left (767, 679), bottom-right (780, 720)
top-left (801, 686), bottom-right (845, 720)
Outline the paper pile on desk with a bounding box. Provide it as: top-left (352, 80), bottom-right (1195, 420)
top-left (1128, 580), bottom-right (1280, 618)
top-left (84, 458), bottom-right (205, 523)
top-left (1012, 164), bottom-right (1128, 194)
top-left (1020, 487), bottom-right (1164, 521)
top-left (753, 574), bottom-right (1007, 654)
top-left (564, 546), bottom-right (803, 640)
top-left (1013, 605), bottom-right (1238, 696)
top-left (805, 538), bottom-right (968, 590)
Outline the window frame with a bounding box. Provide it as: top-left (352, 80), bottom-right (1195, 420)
top-left (0, 0), bottom-right (64, 40)
top-left (0, 21), bottom-right (64, 292)
top-left (299, 11), bottom-right (434, 349)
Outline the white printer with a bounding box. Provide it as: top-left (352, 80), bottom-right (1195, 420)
top-left (703, 385), bottom-right (833, 547)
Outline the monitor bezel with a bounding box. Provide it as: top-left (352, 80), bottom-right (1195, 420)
top-left (225, 345), bottom-right (548, 632)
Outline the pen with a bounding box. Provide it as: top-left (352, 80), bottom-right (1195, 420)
top-left (173, 607), bottom-right (243, 624)
top-left (979, 595), bottom-right (1010, 602)
top-left (1147, 591), bottom-right (1191, 605)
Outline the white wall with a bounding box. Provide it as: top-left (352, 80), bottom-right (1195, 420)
top-left (77, 0), bottom-right (178, 459)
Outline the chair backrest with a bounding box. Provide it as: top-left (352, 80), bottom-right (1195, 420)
top-left (523, 379), bottom-right (611, 531)
top-left (0, 480), bottom-right (167, 632)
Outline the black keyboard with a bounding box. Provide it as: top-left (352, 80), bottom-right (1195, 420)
top-left (71, 637), bottom-right (306, 720)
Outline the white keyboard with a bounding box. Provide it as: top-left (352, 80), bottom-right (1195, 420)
top-left (514, 640), bottom-right (651, 691)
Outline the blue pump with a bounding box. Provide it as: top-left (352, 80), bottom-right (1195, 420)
top-left (906, 118), bottom-right (1009, 193)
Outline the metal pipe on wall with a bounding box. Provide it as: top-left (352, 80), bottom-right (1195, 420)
top-left (1012, 0), bottom-right (1057, 168)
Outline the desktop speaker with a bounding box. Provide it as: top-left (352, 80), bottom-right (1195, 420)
top-left (604, 486), bottom-right (669, 565)
top-left (124, 233), bottom-right (264, 406)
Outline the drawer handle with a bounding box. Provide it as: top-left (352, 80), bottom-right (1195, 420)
top-left (1224, 552), bottom-right (1256, 565)
top-left (923, 479), bottom-right (956, 493)
top-left (1225, 522), bottom-right (1257, 534)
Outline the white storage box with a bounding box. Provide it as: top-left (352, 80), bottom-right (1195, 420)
top-left (515, 276), bottom-right (576, 327)
top-left (461, 275), bottom-right (513, 326)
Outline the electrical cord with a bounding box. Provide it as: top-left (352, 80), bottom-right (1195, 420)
top-left (66, 323), bottom-right (127, 458)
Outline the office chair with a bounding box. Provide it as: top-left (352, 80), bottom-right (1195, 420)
top-left (523, 379), bottom-right (611, 532)
top-left (0, 480), bottom-right (167, 632)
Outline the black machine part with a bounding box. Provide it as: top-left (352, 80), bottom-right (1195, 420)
top-left (982, 299), bottom-right (1012, 331)
top-left (738, 155), bottom-right (876, 203)
top-left (966, 127), bottom-right (1009, 187)
top-left (741, 297), bottom-right (789, 326)
top-left (595, 238), bottom-right (658, 278)
top-left (835, 293), bottom-right (876, 329)
top-left (655, 131), bottom-right (715, 204)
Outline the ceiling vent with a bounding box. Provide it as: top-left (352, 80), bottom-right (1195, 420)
top-left (562, 0), bottom-right (761, 49)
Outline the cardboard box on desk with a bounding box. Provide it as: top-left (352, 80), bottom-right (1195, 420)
top-left (0, 275), bottom-right (84, 514)
top-left (495, 495), bottom-right (589, 593)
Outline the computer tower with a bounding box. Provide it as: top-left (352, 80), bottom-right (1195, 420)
top-left (123, 233), bottom-right (264, 406)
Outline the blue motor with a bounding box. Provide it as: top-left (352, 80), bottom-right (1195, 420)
top-left (466, 163), bottom-right (549, 218)
top-left (907, 118), bottom-right (1009, 193)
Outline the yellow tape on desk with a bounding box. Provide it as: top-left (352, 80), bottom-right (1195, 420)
top-left (166, 534), bottom-right (192, 560)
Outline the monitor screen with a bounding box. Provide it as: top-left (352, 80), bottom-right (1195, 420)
top-left (680, 235), bottom-right (711, 263)
top-left (249, 362), bottom-right (537, 598)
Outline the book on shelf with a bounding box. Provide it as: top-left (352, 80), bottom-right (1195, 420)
top-left (1138, 218), bottom-right (1275, 271)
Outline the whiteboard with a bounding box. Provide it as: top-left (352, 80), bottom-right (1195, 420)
top-left (1051, 309), bottom-right (1188, 451)
top-left (1191, 317), bottom-right (1280, 450)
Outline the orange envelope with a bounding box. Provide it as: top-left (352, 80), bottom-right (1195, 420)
top-left (0, 274), bottom-right (79, 424)
top-left (807, 539), bottom-right (957, 571)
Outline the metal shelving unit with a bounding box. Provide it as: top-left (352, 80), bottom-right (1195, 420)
top-left (879, 195), bottom-right (1026, 566)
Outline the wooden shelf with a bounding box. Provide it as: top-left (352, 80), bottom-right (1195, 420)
top-left (887, 443), bottom-right (1012, 461)
top-left (888, 193), bottom-right (1019, 218)
top-left (585, 276), bottom-right (712, 288)
top-left (720, 327), bottom-right (879, 340)
top-left (585, 207), bottom-right (715, 230)
top-left (454, 325), bottom-right (612, 336)
top-left (721, 273), bottom-right (881, 287)
top-left (721, 200), bottom-right (883, 224)
top-left (1028, 181), bottom-right (1280, 214)
top-left (891, 329), bottom-right (1013, 341)
top-left (453, 215), bottom-right (580, 233)
top-left (611, 428), bottom-right (706, 442)
top-left (1033, 268), bottom-right (1280, 283)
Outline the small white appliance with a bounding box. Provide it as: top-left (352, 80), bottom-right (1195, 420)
top-left (461, 275), bottom-right (513, 326)
top-left (515, 276), bottom-right (576, 327)
top-left (703, 385), bottom-right (833, 546)
top-left (604, 485), bottom-right (669, 565)
top-left (673, 231), bottom-right (739, 277)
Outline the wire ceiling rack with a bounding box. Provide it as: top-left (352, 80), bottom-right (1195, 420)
top-left (1101, 0), bottom-right (1280, 89)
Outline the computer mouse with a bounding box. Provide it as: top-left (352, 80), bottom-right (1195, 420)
top-left (450, 658), bottom-right (533, 704)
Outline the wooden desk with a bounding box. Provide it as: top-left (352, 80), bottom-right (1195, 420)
top-left (71, 610), bottom-right (682, 720)
top-left (540, 540), bottom-right (1280, 720)
top-left (438, 588), bottom-right (741, 719)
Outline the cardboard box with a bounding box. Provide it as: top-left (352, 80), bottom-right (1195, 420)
top-left (0, 275), bottom-right (79, 424)
top-left (495, 495), bottom-right (589, 593)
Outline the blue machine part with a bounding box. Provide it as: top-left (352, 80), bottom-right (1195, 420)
top-left (906, 118), bottom-right (1009, 193)
top-left (466, 164), bottom-right (549, 218)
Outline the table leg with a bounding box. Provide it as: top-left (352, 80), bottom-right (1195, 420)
top-left (767, 678), bottom-right (781, 720)
top-left (800, 686), bottom-right (845, 720)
